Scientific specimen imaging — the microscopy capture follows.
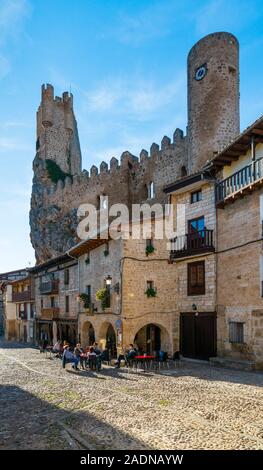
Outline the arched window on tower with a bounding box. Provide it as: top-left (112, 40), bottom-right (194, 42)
top-left (148, 181), bottom-right (155, 199)
top-left (181, 166), bottom-right (187, 177)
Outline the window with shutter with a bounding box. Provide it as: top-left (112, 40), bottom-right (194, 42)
top-left (188, 261), bottom-right (205, 295)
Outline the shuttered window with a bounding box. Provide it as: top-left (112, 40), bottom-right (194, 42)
top-left (64, 269), bottom-right (69, 286)
top-left (187, 261), bottom-right (205, 295)
top-left (229, 322), bottom-right (244, 343)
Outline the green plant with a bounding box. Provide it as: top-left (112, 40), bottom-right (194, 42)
top-left (145, 244), bottom-right (154, 256)
top-left (46, 159), bottom-right (72, 184)
top-left (85, 257), bottom-right (90, 265)
top-left (96, 288), bottom-right (110, 310)
top-left (79, 293), bottom-right (90, 309)
top-left (104, 250), bottom-right (109, 257)
top-left (145, 287), bottom-right (157, 298)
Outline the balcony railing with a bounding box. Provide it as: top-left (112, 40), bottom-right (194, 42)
top-left (12, 289), bottom-right (33, 302)
top-left (39, 280), bottom-right (59, 295)
top-left (41, 307), bottom-right (60, 320)
top-left (215, 156), bottom-right (263, 204)
top-left (170, 229), bottom-right (214, 259)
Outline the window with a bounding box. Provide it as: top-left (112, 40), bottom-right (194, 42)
top-left (148, 181), bottom-right (155, 199)
top-left (85, 285), bottom-right (91, 297)
top-left (188, 261), bottom-right (205, 296)
top-left (65, 295), bottom-right (69, 313)
top-left (50, 297), bottom-right (55, 308)
top-left (41, 298), bottom-right (43, 309)
top-left (188, 216), bottom-right (204, 233)
top-left (191, 190), bottom-right (202, 204)
top-left (181, 166), bottom-right (187, 177)
top-left (147, 280), bottom-right (154, 290)
top-left (229, 322), bottom-right (244, 343)
top-left (64, 269), bottom-right (69, 286)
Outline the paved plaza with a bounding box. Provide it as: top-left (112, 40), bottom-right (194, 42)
top-left (0, 341), bottom-right (263, 450)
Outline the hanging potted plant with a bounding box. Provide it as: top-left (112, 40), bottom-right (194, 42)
top-left (145, 287), bottom-right (157, 298)
top-left (79, 293), bottom-right (90, 309)
top-left (145, 244), bottom-right (154, 256)
top-left (96, 288), bottom-right (110, 310)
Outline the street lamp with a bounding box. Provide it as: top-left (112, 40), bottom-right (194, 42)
top-left (105, 275), bottom-right (112, 286)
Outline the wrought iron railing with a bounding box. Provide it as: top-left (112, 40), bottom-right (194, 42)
top-left (39, 279), bottom-right (59, 295)
top-left (215, 156), bottom-right (263, 203)
top-left (170, 229), bottom-right (214, 259)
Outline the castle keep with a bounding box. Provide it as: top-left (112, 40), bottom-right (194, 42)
top-left (30, 32), bottom-right (240, 264)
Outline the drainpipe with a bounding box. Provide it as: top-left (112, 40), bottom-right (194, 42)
top-left (66, 251), bottom-right (80, 342)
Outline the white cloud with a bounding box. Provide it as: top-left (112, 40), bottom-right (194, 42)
top-left (0, 0), bottom-right (31, 81)
top-left (0, 136), bottom-right (31, 151)
top-left (101, 1), bottom-right (183, 46)
top-left (84, 74), bottom-right (185, 121)
top-left (194, 0), bottom-right (258, 35)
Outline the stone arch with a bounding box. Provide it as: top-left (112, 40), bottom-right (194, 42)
top-left (132, 321), bottom-right (171, 355)
top-left (98, 321), bottom-right (117, 357)
top-left (81, 320), bottom-right (95, 347)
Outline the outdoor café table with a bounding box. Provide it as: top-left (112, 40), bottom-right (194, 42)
top-left (134, 355), bottom-right (155, 371)
top-left (45, 345), bottom-right (54, 358)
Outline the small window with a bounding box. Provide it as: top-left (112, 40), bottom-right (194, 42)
top-left (85, 285), bottom-right (91, 297)
top-left (229, 322), bottom-right (244, 343)
top-left (41, 298), bottom-right (43, 309)
top-left (147, 280), bottom-right (154, 290)
top-left (188, 261), bottom-right (205, 296)
top-left (65, 295), bottom-right (69, 313)
top-left (148, 182), bottom-right (155, 199)
top-left (191, 190), bottom-right (202, 204)
top-left (181, 166), bottom-right (187, 177)
top-left (64, 269), bottom-right (69, 286)
top-left (50, 297), bottom-right (55, 308)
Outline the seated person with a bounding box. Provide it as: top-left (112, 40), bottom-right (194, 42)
top-left (93, 342), bottom-right (101, 355)
top-left (115, 344), bottom-right (136, 368)
top-left (87, 347), bottom-right (99, 370)
top-left (62, 346), bottom-right (79, 370)
top-left (52, 340), bottom-right (61, 356)
top-left (74, 343), bottom-right (84, 369)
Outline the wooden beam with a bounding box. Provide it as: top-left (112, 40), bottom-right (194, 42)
top-left (252, 128), bottom-right (263, 136)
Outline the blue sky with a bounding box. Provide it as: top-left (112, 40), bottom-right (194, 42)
top-left (1, 0), bottom-right (263, 272)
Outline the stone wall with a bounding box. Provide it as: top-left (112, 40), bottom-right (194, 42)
top-left (217, 190), bottom-right (263, 367)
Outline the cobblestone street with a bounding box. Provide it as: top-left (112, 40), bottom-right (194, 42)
top-left (0, 341), bottom-right (263, 450)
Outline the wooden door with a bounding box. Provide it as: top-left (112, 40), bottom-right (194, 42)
top-left (180, 312), bottom-right (216, 360)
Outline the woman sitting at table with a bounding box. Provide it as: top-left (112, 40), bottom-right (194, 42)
top-left (74, 343), bottom-right (84, 369)
top-left (115, 344), bottom-right (136, 368)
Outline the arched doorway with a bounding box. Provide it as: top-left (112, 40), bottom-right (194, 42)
top-left (134, 323), bottom-right (170, 355)
top-left (99, 322), bottom-right (117, 358)
top-left (82, 321), bottom-right (95, 347)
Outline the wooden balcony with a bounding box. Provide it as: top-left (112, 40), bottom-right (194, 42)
top-left (215, 156), bottom-right (263, 206)
top-left (39, 280), bottom-right (59, 295)
top-left (170, 229), bottom-right (215, 260)
top-left (12, 289), bottom-right (34, 302)
top-left (40, 307), bottom-right (60, 320)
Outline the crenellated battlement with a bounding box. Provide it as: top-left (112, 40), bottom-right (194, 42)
top-left (41, 126), bottom-right (186, 203)
top-left (31, 85), bottom-right (187, 263)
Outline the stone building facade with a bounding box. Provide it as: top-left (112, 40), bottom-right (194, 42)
top-left (27, 31), bottom-right (263, 368)
top-left (212, 117), bottom-right (263, 369)
top-left (29, 255), bottom-right (79, 345)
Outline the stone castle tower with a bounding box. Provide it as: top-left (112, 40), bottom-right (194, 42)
top-left (37, 84), bottom-right (82, 175)
top-left (30, 32), bottom-right (241, 264)
top-left (187, 32), bottom-right (240, 172)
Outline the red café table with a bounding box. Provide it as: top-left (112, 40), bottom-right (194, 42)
top-left (134, 355), bottom-right (155, 371)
